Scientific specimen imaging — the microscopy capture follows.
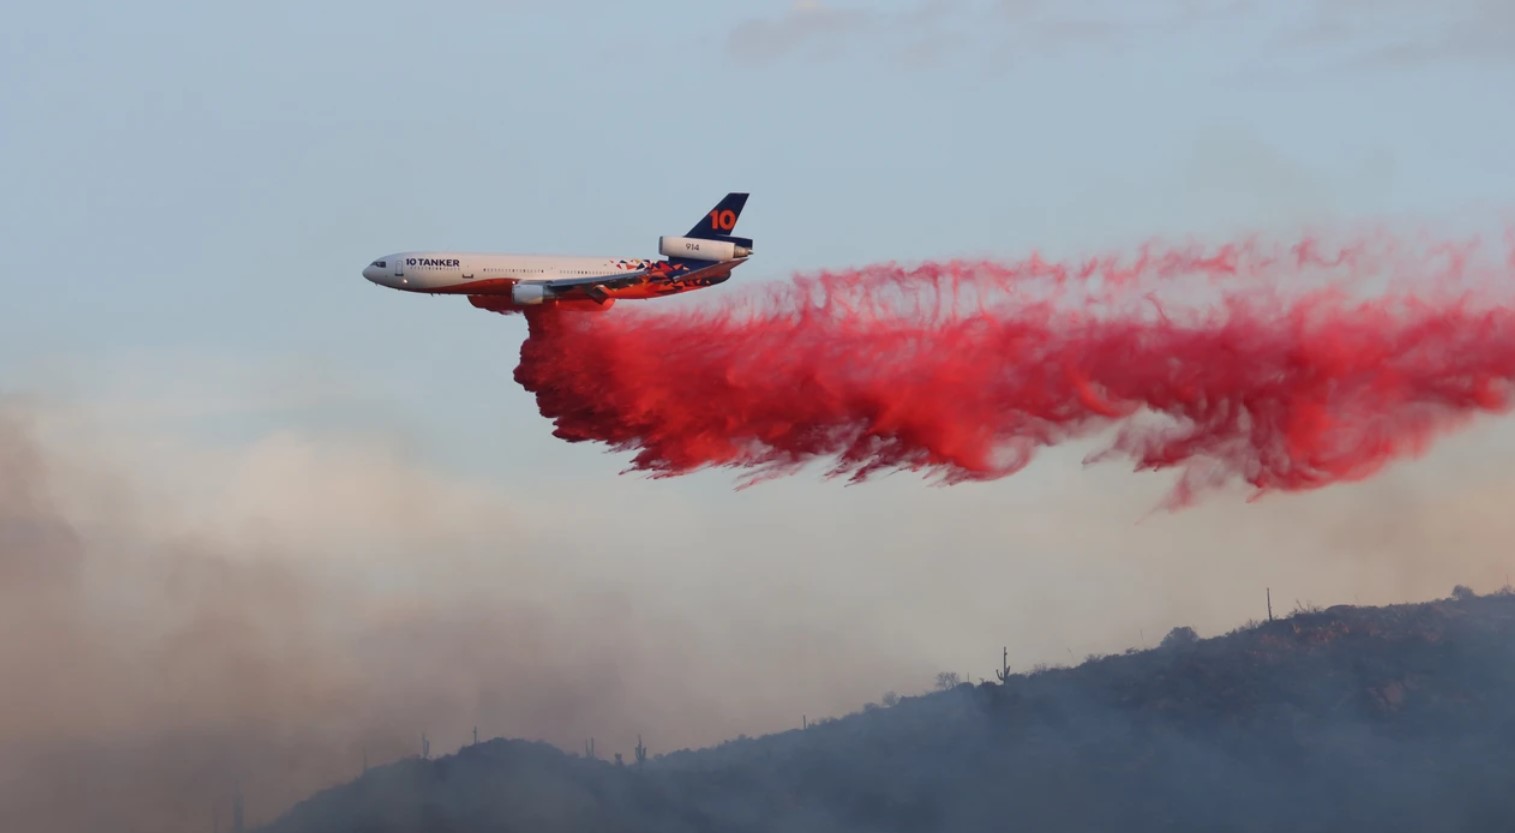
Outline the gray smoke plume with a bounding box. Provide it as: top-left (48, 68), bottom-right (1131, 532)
top-left (6, 379), bottom-right (1515, 831)
top-left (0, 392), bottom-right (920, 832)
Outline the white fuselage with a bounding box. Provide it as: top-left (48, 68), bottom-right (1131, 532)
top-left (362, 191), bottom-right (752, 314)
top-left (362, 251), bottom-right (656, 294)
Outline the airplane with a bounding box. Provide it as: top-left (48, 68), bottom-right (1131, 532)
top-left (362, 192), bottom-right (753, 315)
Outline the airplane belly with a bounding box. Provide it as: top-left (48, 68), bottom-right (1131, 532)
top-left (423, 277), bottom-right (518, 295)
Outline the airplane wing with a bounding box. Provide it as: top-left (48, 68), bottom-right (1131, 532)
top-left (530, 259), bottom-right (746, 302)
top-left (535, 270), bottom-right (651, 291)
top-left (529, 270), bottom-right (653, 303)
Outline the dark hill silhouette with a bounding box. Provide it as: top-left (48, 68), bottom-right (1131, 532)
top-left (257, 588), bottom-right (1515, 833)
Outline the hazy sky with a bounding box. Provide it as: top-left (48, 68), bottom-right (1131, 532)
top-left (4, 1), bottom-right (1515, 828)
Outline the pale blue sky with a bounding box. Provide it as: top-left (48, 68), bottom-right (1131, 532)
top-left (5, 1), bottom-right (1511, 406)
top-left (5, 0), bottom-right (1515, 736)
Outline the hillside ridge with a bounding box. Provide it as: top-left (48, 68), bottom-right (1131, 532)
top-left (258, 587), bottom-right (1515, 833)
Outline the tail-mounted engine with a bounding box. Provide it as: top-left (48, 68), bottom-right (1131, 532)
top-left (658, 235), bottom-right (753, 262)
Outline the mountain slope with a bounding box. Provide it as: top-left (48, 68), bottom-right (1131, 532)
top-left (257, 589), bottom-right (1515, 833)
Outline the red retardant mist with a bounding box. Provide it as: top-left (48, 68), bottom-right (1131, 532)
top-left (512, 227), bottom-right (1515, 508)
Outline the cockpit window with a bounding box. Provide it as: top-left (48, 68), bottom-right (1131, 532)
top-left (372, 260), bottom-right (387, 268)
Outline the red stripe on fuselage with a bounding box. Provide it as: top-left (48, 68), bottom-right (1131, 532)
top-left (420, 278), bottom-right (519, 295)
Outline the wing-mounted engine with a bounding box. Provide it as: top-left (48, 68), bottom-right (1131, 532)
top-left (658, 235), bottom-right (753, 262)
top-left (512, 283), bottom-right (549, 305)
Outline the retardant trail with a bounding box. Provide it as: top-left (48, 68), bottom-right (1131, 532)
top-left (513, 228), bottom-right (1515, 507)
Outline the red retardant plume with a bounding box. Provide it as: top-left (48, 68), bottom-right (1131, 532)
top-left (512, 227), bottom-right (1515, 507)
